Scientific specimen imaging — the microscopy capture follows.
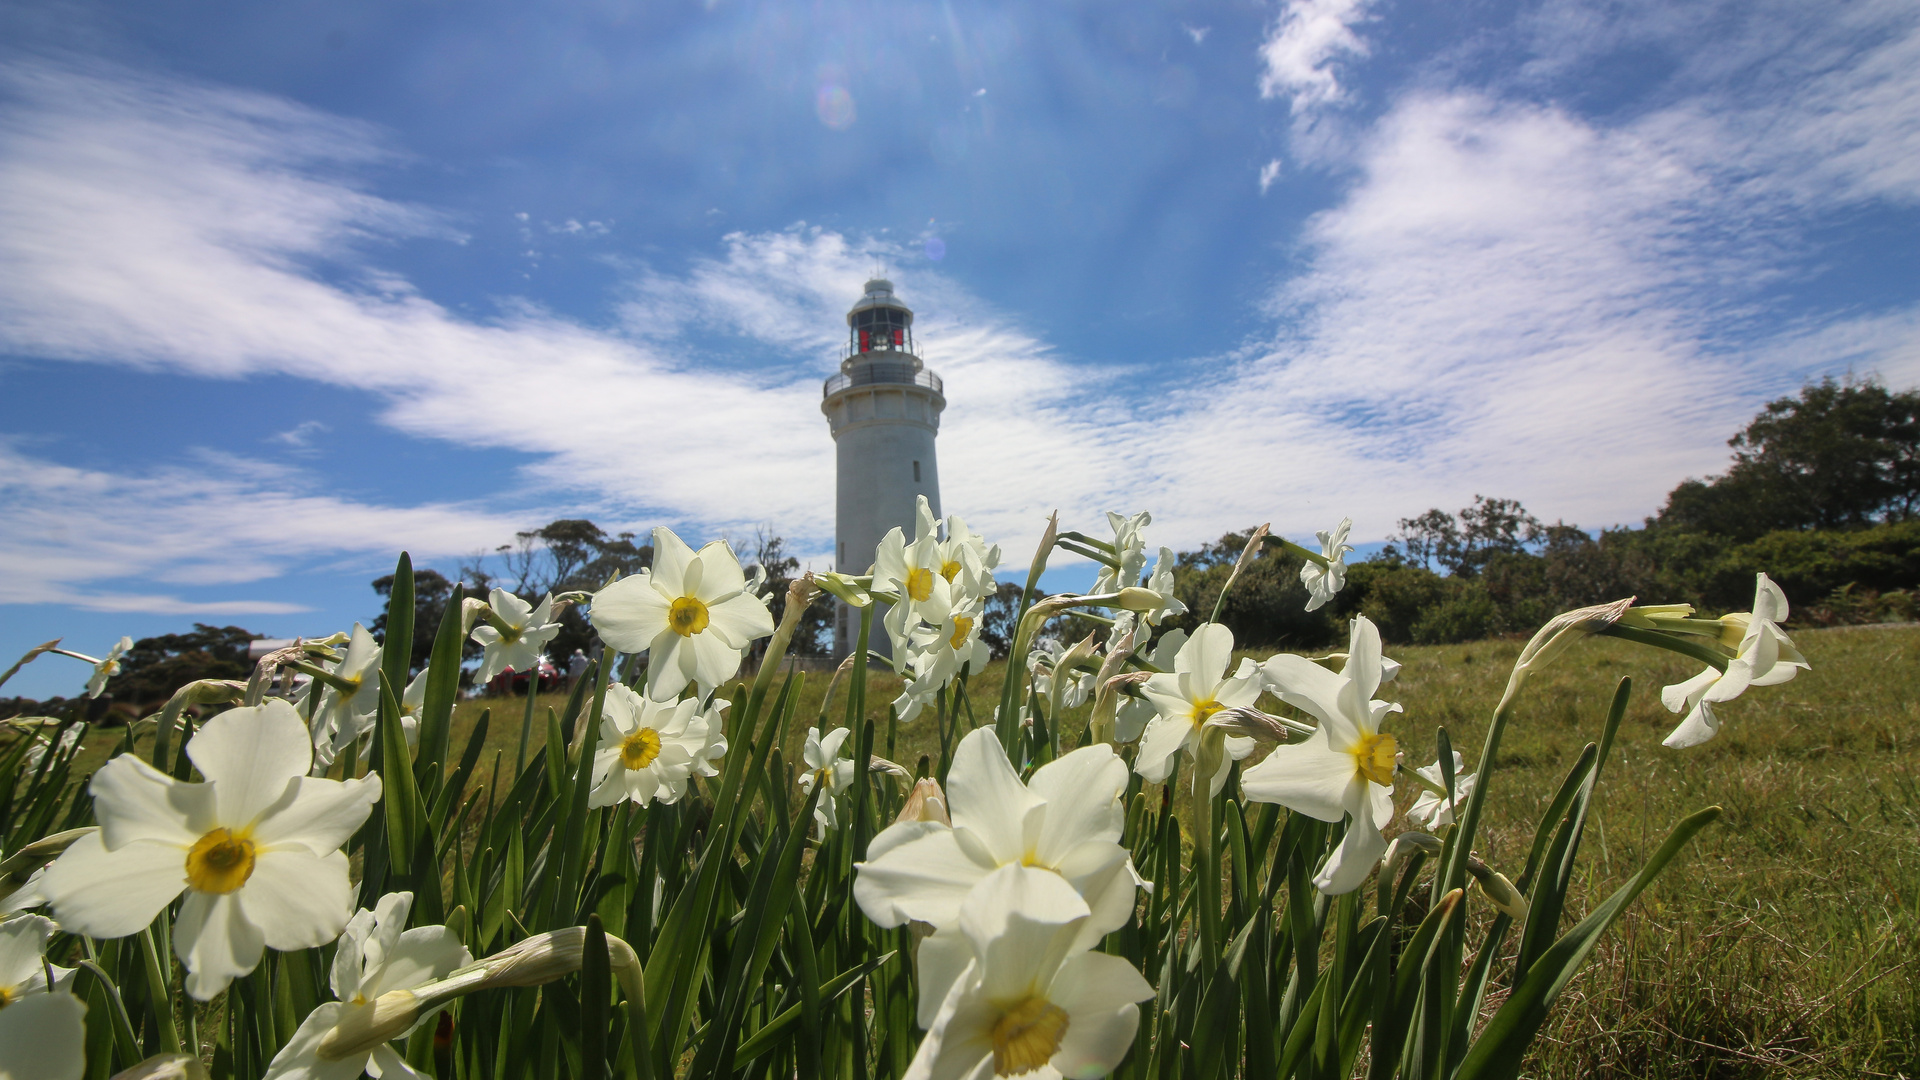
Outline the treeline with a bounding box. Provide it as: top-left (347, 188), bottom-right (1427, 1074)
top-left (1159, 377), bottom-right (1919, 647)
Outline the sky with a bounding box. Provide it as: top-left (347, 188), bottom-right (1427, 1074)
top-left (2, 0), bottom-right (1917, 699)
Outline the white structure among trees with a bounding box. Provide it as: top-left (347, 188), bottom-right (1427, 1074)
top-left (821, 278), bottom-right (945, 659)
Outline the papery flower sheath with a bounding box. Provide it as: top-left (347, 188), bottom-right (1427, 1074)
top-left (262, 891), bottom-right (470, 1080)
top-left (855, 727), bottom-right (1146, 944)
top-left (1244, 615), bottom-right (1401, 894)
top-left (590, 528), bottom-right (775, 700)
top-left (588, 683), bottom-right (728, 809)
top-left (36, 700), bottom-right (379, 999)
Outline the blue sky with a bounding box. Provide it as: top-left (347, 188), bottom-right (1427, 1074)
top-left (2, 0), bottom-right (1916, 698)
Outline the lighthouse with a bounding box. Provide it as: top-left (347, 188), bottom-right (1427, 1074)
top-left (822, 278), bottom-right (945, 659)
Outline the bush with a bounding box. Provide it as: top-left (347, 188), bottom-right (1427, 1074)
top-left (1411, 582), bottom-right (1498, 644)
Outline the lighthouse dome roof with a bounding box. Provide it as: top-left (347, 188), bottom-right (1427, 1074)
top-left (847, 278), bottom-right (914, 323)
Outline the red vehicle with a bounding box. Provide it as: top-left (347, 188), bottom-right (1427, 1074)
top-left (485, 655), bottom-right (561, 696)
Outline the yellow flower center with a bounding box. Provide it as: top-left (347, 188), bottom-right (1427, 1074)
top-left (1189, 699), bottom-right (1224, 730)
top-left (949, 616), bottom-right (975, 651)
top-left (0, 985), bottom-right (14, 1009)
top-left (905, 567), bottom-right (935, 603)
top-left (940, 559), bottom-right (963, 582)
top-left (669, 596), bottom-right (710, 637)
top-left (1351, 732), bottom-right (1398, 787)
top-left (991, 996), bottom-right (1070, 1076)
top-left (621, 727), bottom-right (663, 770)
top-left (186, 827), bottom-right (257, 895)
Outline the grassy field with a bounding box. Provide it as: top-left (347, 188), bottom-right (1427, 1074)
top-left (45, 622), bottom-right (1919, 1077)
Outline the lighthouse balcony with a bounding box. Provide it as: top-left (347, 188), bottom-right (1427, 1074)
top-left (822, 363), bottom-right (943, 399)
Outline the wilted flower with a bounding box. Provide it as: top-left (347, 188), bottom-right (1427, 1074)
top-left (1661, 574), bottom-right (1810, 749)
top-left (1135, 624), bottom-right (1259, 796)
top-left (37, 701), bottom-right (379, 999)
top-left (590, 529), bottom-right (774, 701)
top-left (903, 865), bottom-right (1153, 1080)
top-left (0, 988), bottom-right (86, 1080)
top-left (1407, 751), bottom-right (1475, 828)
top-left (1299, 518), bottom-right (1354, 612)
top-left (84, 636), bottom-right (132, 699)
top-left (588, 683), bottom-right (729, 809)
top-left (896, 777), bottom-right (951, 826)
top-left (799, 726), bottom-right (857, 837)
top-left (855, 728), bottom-right (1145, 942)
top-left (1244, 615), bottom-right (1402, 894)
top-left (262, 891), bottom-right (470, 1080)
top-left (471, 590), bottom-right (563, 688)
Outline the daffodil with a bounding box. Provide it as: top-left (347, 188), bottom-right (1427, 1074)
top-left (1135, 624), bottom-right (1260, 796)
top-left (36, 700), bottom-right (380, 999)
top-left (312, 624), bottom-right (381, 767)
top-left (893, 603), bottom-right (990, 723)
top-left (1660, 573), bottom-right (1811, 749)
top-left (799, 726), bottom-right (857, 837)
top-left (22, 726), bottom-right (82, 772)
top-left (1299, 518), bottom-right (1354, 612)
top-left (471, 590), bottom-right (563, 687)
top-left (588, 684), bottom-right (729, 809)
top-left (1407, 752), bottom-right (1474, 828)
top-left (902, 864), bottom-right (1154, 1080)
top-left (0, 988), bottom-right (86, 1080)
top-left (1243, 615), bottom-right (1401, 894)
top-left (0, 914), bottom-right (75, 1005)
top-left (855, 727), bottom-right (1145, 942)
top-left (261, 891), bottom-right (469, 1080)
top-left (1134, 546), bottom-right (1187, 625)
top-left (1114, 626), bottom-right (1185, 743)
top-left (395, 667), bottom-right (429, 750)
top-left (1029, 637), bottom-right (1095, 711)
top-left (876, 496), bottom-right (956, 661)
top-left (84, 636), bottom-right (132, 699)
top-left (590, 528), bottom-right (775, 701)
top-left (937, 512), bottom-right (1002, 604)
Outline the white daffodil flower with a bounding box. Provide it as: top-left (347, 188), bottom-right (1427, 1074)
top-left (590, 529), bottom-right (775, 701)
top-left (313, 624), bottom-right (382, 767)
top-left (1135, 546), bottom-right (1188, 625)
top-left (0, 988), bottom-right (86, 1080)
top-left (1091, 510), bottom-right (1151, 596)
top-left (936, 512), bottom-right (1002, 605)
top-left (1029, 638), bottom-right (1095, 712)
top-left (588, 684), bottom-right (729, 809)
top-left (1407, 752), bottom-right (1475, 829)
top-left (23, 726), bottom-right (82, 772)
top-left (893, 604), bottom-right (990, 723)
top-left (84, 636), bottom-right (133, 699)
top-left (1244, 615), bottom-right (1402, 895)
top-left (36, 701), bottom-right (380, 1000)
top-left (855, 728), bottom-right (1146, 945)
top-left (799, 726), bottom-right (858, 838)
top-left (875, 497), bottom-right (957, 662)
top-left (1113, 626), bottom-right (1183, 744)
top-left (1135, 624), bottom-right (1260, 796)
top-left (902, 864), bottom-right (1154, 1080)
top-left (394, 667), bottom-right (429, 750)
top-left (471, 590), bottom-right (563, 688)
top-left (262, 891), bottom-right (470, 1080)
top-left (1661, 573), bottom-right (1811, 749)
top-left (1300, 518), bottom-right (1354, 612)
top-left (0, 913), bottom-right (76, 1005)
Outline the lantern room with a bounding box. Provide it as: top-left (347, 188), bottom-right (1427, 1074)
top-left (847, 278), bottom-right (915, 356)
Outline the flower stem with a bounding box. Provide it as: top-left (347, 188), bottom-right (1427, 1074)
top-left (139, 925), bottom-right (182, 1055)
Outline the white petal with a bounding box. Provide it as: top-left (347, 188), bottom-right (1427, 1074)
top-left (703, 593), bottom-right (776, 648)
top-left (262, 1001), bottom-right (371, 1080)
top-left (331, 906), bottom-right (378, 1002)
top-left (0, 990), bottom-right (87, 1080)
top-left (186, 702), bottom-right (318, 827)
top-left (370, 1042), bottom-right (431, 1080)
top-left (39, 834), bottom-right (186, 939)
top-left (1133, 717), bottom-right (1192, 784)
top-left (0, 914), bottom-right (57, 989)
top-left (87, 755), bottom-right (210, 851)
top-left (1312, 797), bottom-right (1389, 895)
top-left (1177, 623), bottom-right (1235, 684)
top-left (1260, 655), bottom-right (1355, 739)
top-left (689, 631), bottom-right (747, 694)
top-left (1240, 726), bottom-right (1358, 823)
top-left (649, 529), bottom-right (695, 594)
top-left (235, 849), bottom-right (355, 952)
top-left (1339, 616), bottom-right (1384, 713)
top-left (175, 891), bottom-right (266, 999)
top-left (1662, 699), bottom-right (1720, 749)
top-left (913, 926), bottom-right (975, 1029)
top-left (1661, 667), bottom-right (1719, 713)
top-left (959, 866), bottom-right (1089, 1005)
top-left (692, 540), bottom-right (750, 602)
top-left (1048, 951), bottom-right (1152, 1071)
top-left (1027, 745), bottom-right (1128, 864)
top-left (250, 774), bottom-right (381, 856)
top-left (945, 729), bottom-right (1042, 863)
top-left (855, 828), bottom-right (988, 929)
top-left (589, 574), bottom-right (672, 653)
top-left (365, 926), bottom-right (471, 998)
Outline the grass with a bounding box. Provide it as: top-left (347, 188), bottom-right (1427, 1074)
top-left (47, 622), bottom-right (1919, 1078)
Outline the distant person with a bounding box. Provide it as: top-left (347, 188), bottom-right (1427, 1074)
top-left (568, 648), bottom-right (589, 691)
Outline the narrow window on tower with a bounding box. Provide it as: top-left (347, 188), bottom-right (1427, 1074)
top-left (913, 460), bottom-right (921, 482)
top-left (839, 542), bottom-right (846, 566)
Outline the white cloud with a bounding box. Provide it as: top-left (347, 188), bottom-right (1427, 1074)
top-left (269, 419), bottom-right (330, 449)
top-left (1257, 0), bottom-right (1375, 113)
top-left (1258, 158), bottom-right (1282, 194)
top-left (0, 439), bottom-right (522, 613)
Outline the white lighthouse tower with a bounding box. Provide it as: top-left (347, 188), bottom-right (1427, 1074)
top-left (822, 278), bottom-right (945, 659)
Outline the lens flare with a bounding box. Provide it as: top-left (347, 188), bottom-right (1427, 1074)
top-left (816, 85), bottom-right (855, 130)
top-left (924, 236), bottom-right (946, 261)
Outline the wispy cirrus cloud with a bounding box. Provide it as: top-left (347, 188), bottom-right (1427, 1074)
top-left (1257, 0), bottom-right (1376, 114)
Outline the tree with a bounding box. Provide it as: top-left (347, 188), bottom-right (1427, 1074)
top-left (103, 624), bottom-right (258, 708)
top-left (747, 529), bottom-right (833, 658)
top-left (1658, 377), bottom-right (1920, 540)
top-left (1386, 496), bottom-right (1542, 577)
top-left (979, 582), bottom-right (1028, 659)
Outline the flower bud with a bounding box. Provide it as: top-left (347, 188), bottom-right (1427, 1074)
top-left (1115, 587), bottom-right (1168, 613)
top-left (1204, 706), bottom-right (1293, 743)
top-left (896, 778), bottom-right (951, 826)
top-left (815, 573), bottom-right (874, 608)
top-left (1379, 831), bottom-right (1444, 886)
top-left (317, 990), bottom-right (422, 1061)
top-left (1514, 597), bottom-right (1636, 676)
top-left (1464, 854), bottom-right (1529, 920)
